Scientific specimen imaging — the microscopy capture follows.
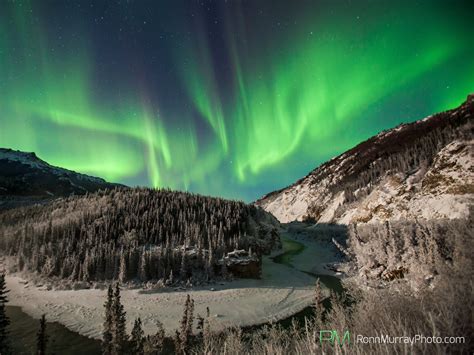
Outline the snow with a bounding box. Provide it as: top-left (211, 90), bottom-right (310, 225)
top-left (318, 191), bottom-right (344, 223)
top-left (257, 95), bottom-right (473, 225)
top-left (259, 138), bottom-right (473, 225)
top-left (410, 194), bottom-right (472, 220)
top-left (4, 234), bottom-right (335, 340)
top-left (220, 249), bottom-right (258, 265)
top-left (262, 183), bottom-right (312, 223)
top-left (0, 149), bottom-right (47, 170)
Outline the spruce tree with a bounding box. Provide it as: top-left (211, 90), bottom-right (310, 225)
top-left (0, 273), bottom-right (11, 355)
top-left (206, 247), bottom-right (214, 280)
top-left (112, 283), bottom-right (127, 354)
top-left (118, 253), bottom-right (127, 284)
top-left (203, 315), bottom-right (212, 353)
top-left (176, 295), bottom-right (194, 354)
top-left (180, 252), bottom-right (187, 280)
top-left (139, 251), bottom-right (148, 282)
top-left (186, 296), bottom-right (194, 340)
top-left (174, 330), bottom-right (182, 355)
top-left (220, 254), bottom-right (228, 278)
top-left (154, 320), bottom-right (165, 352)
top-left (144, 320), bottom-right (165, 354)
top-left (130, 317), bottom-right (144, 355)
top-left (167, 270), bottom-right (174, 286)
top-left (0, 188), bottom-right (264, 283)
top-left (313, 278), bottom-right (323, 323)
top-left (196, 314), bottom-right (204, 339)
top-left (36, 314), bottom-right (48, 355)
top-left (102, 285), bottom-right (114, 355)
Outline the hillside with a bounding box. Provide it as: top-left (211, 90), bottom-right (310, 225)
top-left (0, 188), bottom-right (279, 284)
top-left (0, 148), bottom-right (121, 209)
top-left (257, 95), bottom-right (474, 224)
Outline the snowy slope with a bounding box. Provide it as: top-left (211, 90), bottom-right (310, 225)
top-left (257, 94), bottom-right (474, 224)
top-left (0, 148), bottom-right (122, 204)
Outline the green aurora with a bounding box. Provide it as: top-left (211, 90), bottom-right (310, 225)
top-left (0, 0), bottom-right (473, 201)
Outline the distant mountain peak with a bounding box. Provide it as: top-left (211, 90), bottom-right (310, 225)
top-left (0, 148), bottom-right (123, 209)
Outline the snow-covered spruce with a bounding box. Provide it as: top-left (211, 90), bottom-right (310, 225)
top-left (0, 188), bottom-right (279, 284)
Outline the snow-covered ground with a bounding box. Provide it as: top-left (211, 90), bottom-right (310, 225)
top-left (5, 231), bottom-right (335, 341)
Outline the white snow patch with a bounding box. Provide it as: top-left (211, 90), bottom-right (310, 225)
top-left (4, 235), bottom-right (335, 340)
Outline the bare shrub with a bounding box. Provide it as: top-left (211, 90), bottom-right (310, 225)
top-left (193, 215), bottom-right (473, 354)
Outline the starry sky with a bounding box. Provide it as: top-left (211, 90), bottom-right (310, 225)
top-left (1, 0), bottom-right (473, 201)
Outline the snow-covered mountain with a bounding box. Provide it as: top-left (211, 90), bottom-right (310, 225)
top-left (0, 148), bottom-right (122, 208)
top-left (257, 95), bottom-right (474, 224)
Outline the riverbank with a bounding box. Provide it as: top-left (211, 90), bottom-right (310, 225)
top-left (6, 306), bottom-right (101, 355)
top-left (5, 224), bottom-right (342, 342)
top-left (278, 222), bottom-right (346, 276)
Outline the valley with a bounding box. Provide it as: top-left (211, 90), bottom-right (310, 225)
top-left (4, 223), bottom-right (342, 341)
top-left (1, 1), bottom-right (473, 353)
top-left (0, 97), bottom-right (472, 353)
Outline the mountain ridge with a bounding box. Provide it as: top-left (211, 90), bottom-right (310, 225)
top-left (256, 94), bottom-right (474, 224)
top-left (0, 148), bottom-right (123, 209)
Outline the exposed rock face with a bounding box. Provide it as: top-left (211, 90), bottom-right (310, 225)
top-left (220, 250), bottom-right (262, 279)
top-left (256, 95), bottom-right (473, 224)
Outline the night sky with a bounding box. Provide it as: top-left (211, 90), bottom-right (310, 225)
top-left (1, 0), bottom-right (473, 201)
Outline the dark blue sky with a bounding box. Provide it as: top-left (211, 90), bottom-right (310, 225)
top-left (1, 0), bottom-right (473, 200)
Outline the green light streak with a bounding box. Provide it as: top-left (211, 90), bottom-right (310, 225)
top-left (1, 1), bottom-right (472, 200)
top-left (226, 8), bottom-right (466, 180)
top-left (178, 20), bottom-right (228, 153)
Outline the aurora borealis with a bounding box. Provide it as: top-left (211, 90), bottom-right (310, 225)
top-left (1, 1), bottom-right (473, 201)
